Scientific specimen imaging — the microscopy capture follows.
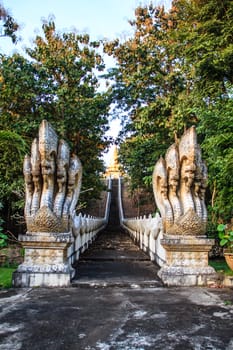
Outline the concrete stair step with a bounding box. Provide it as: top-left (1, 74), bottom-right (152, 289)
top-left (74, 179), bottom-right (162, 287)
top-left (71, 280), bottom-right (162, 288)
top-left (73, 259), bottom-right (161, 287)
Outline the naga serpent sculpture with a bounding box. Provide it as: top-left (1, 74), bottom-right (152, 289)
top-left (23, 120), bottom-right (82, 234)
top-left (152, 126), bottom-right (208, 236)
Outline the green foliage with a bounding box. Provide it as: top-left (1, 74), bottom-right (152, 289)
top-left (0, 20), bottom-right (111, 221)
top-left (0, 131), bottom-right (27, 222)
top-left (0, 203), bottom-right (8, 248)
top-left (119, 133), bottom-right (168, 191)
top-left (218, 224), bottom-right (233, 250)
top-left (104, 2), bottom-right (197, 190)
top-left (0, 232), bottom-right (8, 248)
top-left (0, 267), bottom-right (16, 288)
top-left (197, 99), bottom-right (233, 221)
top-left (104, 0), bottom-right (233, 222)
top-left (0, 130), bottom-right (27, 184)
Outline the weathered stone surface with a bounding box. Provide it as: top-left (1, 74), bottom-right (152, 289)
top-left (1, 287), bottom-right (233, 349)
top-left (158, 267), bottom-right (218, 286)
top-left (13, 271), bottom-right (72, 287)
top-left (158, 234), bottom-right (216, 286)
top-left (13, 231), bottom-right (74, 287)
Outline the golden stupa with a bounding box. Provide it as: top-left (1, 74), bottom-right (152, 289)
top-left (104, 145), bottom-right (123, 179)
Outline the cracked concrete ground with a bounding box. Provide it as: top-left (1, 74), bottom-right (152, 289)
top-left (0, 285), bottom-right (233, 350)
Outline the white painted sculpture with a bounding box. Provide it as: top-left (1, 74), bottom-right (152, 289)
top-left (13, 120), bottom-right (109, 287)
top-left (23, 120), bottom-right (82, 234)
top-left (152, 126), bottom-right (208, 236)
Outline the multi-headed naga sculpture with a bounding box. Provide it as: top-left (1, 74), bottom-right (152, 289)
top-left (152, 126), bottom-right (207, 236)
top-left (23, 120), bottom-right (82, 234)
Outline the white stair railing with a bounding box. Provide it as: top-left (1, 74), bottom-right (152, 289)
top-left (68, 178), bottom-right (112, 265)
top-left (118, 177), bottom-right (166, 267)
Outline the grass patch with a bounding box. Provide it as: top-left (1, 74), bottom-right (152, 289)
top-left (0, 267), bottom-right (17, 288)
top-left (209, 259), bottom-right (233, 276)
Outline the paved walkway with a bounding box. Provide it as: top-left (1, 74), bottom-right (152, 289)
top-left (1, 181), bottom-right (233, 349)
top-left (1, 284), bottom-right (233, 349)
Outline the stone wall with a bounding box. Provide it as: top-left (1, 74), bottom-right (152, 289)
top-left (121, 178), bottom-right (155, 218)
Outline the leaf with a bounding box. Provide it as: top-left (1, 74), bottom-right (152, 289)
top-left (220, 238), bottom-right (228, 247)
top-left (217, 224), bottom-right (226, 232)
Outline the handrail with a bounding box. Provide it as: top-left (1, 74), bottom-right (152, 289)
top-left (68, 177), bottom-right (112, 266)
top-left (104, 177), bottom-right (112, 223)
top-left (118, 177), bottom-right (166, 267)
top-left (118, 177), bottom-right (124, 225)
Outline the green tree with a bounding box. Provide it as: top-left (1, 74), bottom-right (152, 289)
top-left (26, 21), bottom-right (111, 202)
top-left (198, 99), bottom-right (233, 222)
top-left (0, 20), bottom-right (111, 230)
top-left (170, 0), bottom-right (233, 221)
top-left (0, 130), bottom-right (27, 230)
top-left (105, 1), bottom-right (233, 222)
top-left (104, 4), bottom-right (188, 190)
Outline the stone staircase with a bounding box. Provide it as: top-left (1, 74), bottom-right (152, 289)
top-left (72, 180), bottom-right (162, 287)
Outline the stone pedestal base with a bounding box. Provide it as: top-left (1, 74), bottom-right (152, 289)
top-left (158, 235), bottom-right (216, 286)
top-left (12, 232), bottom-right (74, 287)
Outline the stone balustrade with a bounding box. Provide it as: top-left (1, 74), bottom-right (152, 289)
top-left (68, 178), bottom-right (111, 265)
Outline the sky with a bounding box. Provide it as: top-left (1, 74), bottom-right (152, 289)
top-left (1, 0), bottom-right (171, 165)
